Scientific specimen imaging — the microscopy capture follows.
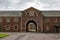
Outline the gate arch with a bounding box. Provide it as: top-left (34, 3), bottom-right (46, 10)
top-left (26, 20), bottom-right (37, 32)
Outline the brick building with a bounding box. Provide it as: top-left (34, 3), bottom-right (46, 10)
top-left (0, 7), bottom-right (60, 33)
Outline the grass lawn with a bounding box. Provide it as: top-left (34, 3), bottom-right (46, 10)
top-left (0, 34), bottom-right (9, 38)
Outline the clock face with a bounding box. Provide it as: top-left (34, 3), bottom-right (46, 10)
top-left (29, 11), bottom-right (34, 16)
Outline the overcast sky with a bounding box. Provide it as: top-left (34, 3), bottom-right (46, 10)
top-left (0, 0), bottom-right (60, 11)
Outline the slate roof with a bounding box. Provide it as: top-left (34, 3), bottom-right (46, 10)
top-left (42, 11), bottom-right (60, 17)
top-left (0, 11), bottom-right (22, 16)
top-left (0, 7), bottom-right (60, 17)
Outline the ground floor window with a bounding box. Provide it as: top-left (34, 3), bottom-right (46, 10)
top-left (14, 26), bottom-right (18, 30)
top-left (6, 26), bottom-right (10, 30)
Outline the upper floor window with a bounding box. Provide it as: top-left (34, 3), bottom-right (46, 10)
top-left (0, 18), bottom-right (2, 22)
top-left (14, 17), bottom-right (19, 22)
top-left (6, 18), bottom-right (10, 22)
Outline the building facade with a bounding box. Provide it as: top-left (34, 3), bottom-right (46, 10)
top-left (0, 7), bottom-right (60, 33)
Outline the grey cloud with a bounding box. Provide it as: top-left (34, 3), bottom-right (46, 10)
top-left (40, 0), bottom-right (60, 9)
top-left (0, 0), bottom-right (34, 10)
top-left (18, 0), bottom-right (33, 3)
top-left (0, 0), bottom-right (60, 10)
top-left (0, 0), bottom-right (11, 8)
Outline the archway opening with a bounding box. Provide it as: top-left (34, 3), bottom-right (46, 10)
top-left (0, 26), bottom-right (2, 31)
top-left (54, 25), bottom-right (60, 33)
top-left (26, 20), bottom-right (37, 32)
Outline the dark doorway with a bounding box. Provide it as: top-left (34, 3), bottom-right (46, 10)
top-left (26, 20), bottom-right (37, 32)
top-left (0, 26), bottom-right (2, 31)
top-left (54, 25), bottom-right (60, 33)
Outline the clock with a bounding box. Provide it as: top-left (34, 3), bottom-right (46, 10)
top-left (29, 11), bottom-right (34, 16)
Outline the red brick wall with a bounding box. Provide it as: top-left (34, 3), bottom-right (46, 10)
top-left (0, 8), bottom-right (60, 33)
top-left (43, 17), bottom-right (60, 32)
top-left (0, 16), bottom-right (21, 32)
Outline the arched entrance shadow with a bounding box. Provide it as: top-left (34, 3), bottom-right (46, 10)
top-left (54, 25), bottom-right (60, 33)
top-left (26, 20), bottom-right (37, 32)
top-left (0, 26), bottom-right (2, 31)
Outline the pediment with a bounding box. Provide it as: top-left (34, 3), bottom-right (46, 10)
top-left (23, 7), bottom-right (41, 12)
top-left (22, 7), bottom-right (43, 16)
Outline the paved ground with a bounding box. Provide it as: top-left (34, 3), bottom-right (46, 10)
top-left (0, 32), bottom-right (60, 40)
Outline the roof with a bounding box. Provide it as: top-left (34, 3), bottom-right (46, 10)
top-left (0, 7), bottom-right (60, 17)
top-left (0, 11), bottom-right (22, 17)
top-left (42, 11), bottom-right (60, 17)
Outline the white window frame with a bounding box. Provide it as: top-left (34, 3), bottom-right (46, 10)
top-left (5, 25), bottom-right (10, 30)
top-left (14, 25), bottom-right (18, 30)
top-left (6, 18), bottom-right (10, 22)
top-left (14, 17), bottom-right (19, 22)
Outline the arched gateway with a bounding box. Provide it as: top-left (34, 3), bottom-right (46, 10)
top-left (26, 20), bottom-right (37, 32)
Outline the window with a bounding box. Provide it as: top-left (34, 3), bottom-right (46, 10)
top-left (6, 18), bottom-right (10, 22)
top-left (6, 26), bottom-right (10, 30)
top-left (14, 17), bottom-right (19, 22)
top-left (14, 26), bottom-right (18, 30)
top-left (0, 18), bottom-right (2, 22)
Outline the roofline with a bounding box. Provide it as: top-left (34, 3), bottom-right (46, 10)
top-left (0, 10), bottom-right (60, 12)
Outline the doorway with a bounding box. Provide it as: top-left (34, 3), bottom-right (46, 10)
top-left (26, 20), bottom-right (37, 32)
top-left (0, 26), bottom-right (2, 31)
top-left (55, 25), bottom-right (60, 33)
